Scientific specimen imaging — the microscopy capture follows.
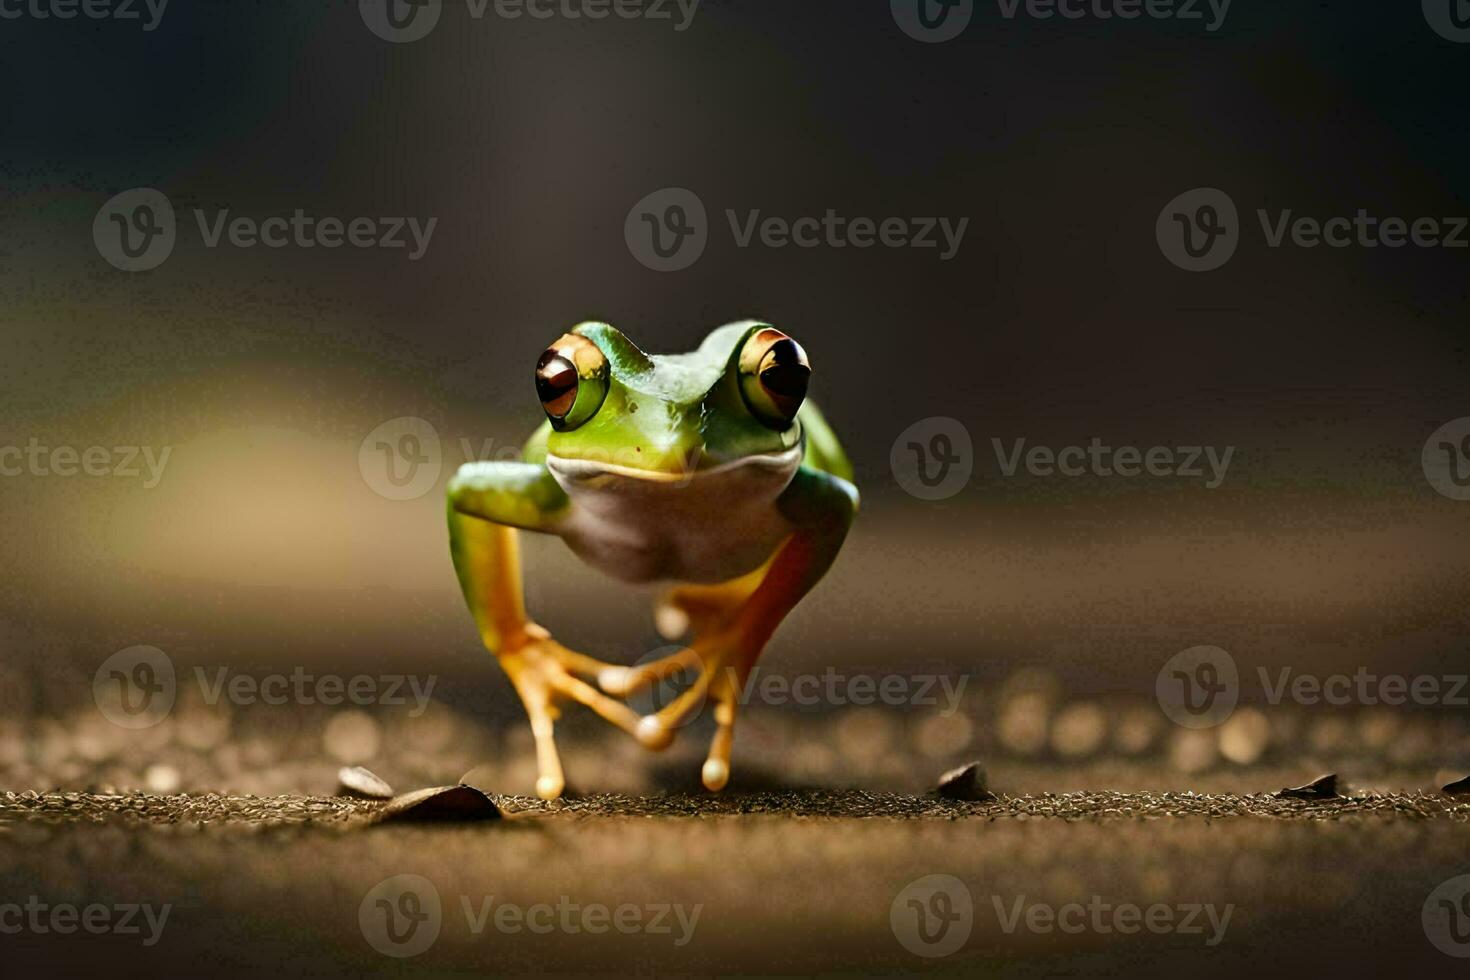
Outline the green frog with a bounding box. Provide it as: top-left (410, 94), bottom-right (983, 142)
top-left (448, 321), bottom-right (857, 798)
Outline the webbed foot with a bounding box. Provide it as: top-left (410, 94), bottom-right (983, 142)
top-left (498, 624), bottom-right (644, 799)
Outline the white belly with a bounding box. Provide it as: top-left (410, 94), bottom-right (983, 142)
top-left (546, 449), bottom-right (801, 584)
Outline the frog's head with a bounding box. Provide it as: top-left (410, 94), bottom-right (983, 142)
top-left (533, 320), bottom-right (809, 481)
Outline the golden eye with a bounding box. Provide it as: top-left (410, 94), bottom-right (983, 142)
top-left (738, 327), bottom-right (810, 430)
top-left (536, 334), bottom-right (608, 431)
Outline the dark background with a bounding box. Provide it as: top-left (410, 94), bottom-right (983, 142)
top-left (1, 0), bottom-right (1467, 724)
top-left (3, 4), bottom-right (1470, 977)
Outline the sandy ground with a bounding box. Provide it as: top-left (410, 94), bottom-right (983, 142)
top-left (1, 688), bottom-right (1468, 977)
top-left (4, 678), bottom-right (1468, 976)
top-left (2, 784), bottom-right (1468, 977)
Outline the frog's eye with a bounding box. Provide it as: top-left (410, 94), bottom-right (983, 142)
top-left (536, 334), bottom-right (609, 431)
top-left (737, 327), bottom-right (810, 430)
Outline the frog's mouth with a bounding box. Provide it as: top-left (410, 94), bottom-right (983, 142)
top-left (545, 444), bottom-right (803, 487)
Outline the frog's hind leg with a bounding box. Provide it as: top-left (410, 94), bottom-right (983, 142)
top-left (596, 564), bottom-right (768, 699)
top-left (653, 567), bottom-right (769, 643)
top-left (603, 466), bottom-right (859, 792)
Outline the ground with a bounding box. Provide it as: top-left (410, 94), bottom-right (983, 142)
top-left (3, 684), bottom-right (1467, 976)
top-left (2, 781), bottom-right (1467, 977)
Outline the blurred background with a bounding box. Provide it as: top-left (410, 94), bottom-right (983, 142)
top-left (5, 4), bottom-right (1470, 977)
top-left (0, 1), bottom-right (1468, 797)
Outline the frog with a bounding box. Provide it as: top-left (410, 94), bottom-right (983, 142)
top-left (447, 320), bottom-right (858, 799)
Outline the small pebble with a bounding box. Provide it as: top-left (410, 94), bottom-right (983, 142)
top-left (935, 761), bottom-right (993, 802)
top-left (1442, 774), bottom-right (1470, 796)
top-left (375, 784), bottom-right (501, 824)
top-left (337, 766), bottom-right (394, 800)
top-left (1276, 773), bottom-right (1339, 800)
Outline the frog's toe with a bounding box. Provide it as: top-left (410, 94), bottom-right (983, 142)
top-left (635, 715), bottom-right (677, 751)
top-left (596, 665), bottom-right (637, 696)
top-left (634, 660), bottom-right (713, 751)
top-left (700, 688), bottom-right (738, 792)
top-left (548, 669), bottom-right (643, 738)
top-left (701, 758), bottom-right (729, 792)
top-left (653, 600), bottom-right (690, 641)
top-left (653, 571), bottom-right (764, 643)
top-left (497, 630), bottom-right (651, 798)
top-left (598, 646), bottom-right (702, 697)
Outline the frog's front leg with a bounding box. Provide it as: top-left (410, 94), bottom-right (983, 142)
top-left (604, 466), bottom-right (858, 791)
top-left (447, 461), bottom-right (642, 799)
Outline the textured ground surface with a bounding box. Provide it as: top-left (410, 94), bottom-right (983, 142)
top-left (2, 686), bottom-right (1468, 976)
top-left (2, 785), bottom-right (1468, 977)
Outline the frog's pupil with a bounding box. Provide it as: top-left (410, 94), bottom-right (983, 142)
top-left (759, 339), bottom-right (810, 401)
top-left (536, 352), bottom-right (578, 418)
